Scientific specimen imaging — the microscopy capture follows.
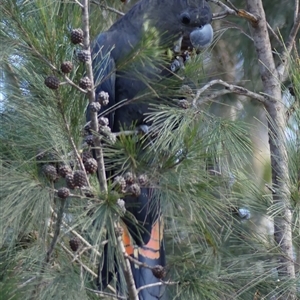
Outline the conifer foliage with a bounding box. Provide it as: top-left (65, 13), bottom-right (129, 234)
top-left (0, 1), bottom-right (299, 300)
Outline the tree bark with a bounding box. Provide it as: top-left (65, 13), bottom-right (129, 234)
top-left (245, 0), bottom-right (296, 298)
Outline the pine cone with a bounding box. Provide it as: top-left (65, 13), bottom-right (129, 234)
top-left (77, 50), bottom-right (90, 62)
top-left (44, 76), bottom-right (60, 90)
top-left (114, 176), bottom-right (126, 193)
top-left (98, 117), bottom-right (109, 126)
top-left (70, 28), bottom-right (83, 44)
top-left (79, 76), bottom-right (92, 90)
top-left (36, 149), bottom-right (47, 161)
top-left (124, 172), bottom-right (135, 185)
top-left (65, 173), bottom-right (76, 190)
top-left (58, 164), bottom-right (72, 178)
top-left (73, 170), bottom-right (87, 187)
top-left (85, 135), bottom-right (94, 146)
top-left (60, 61), bottom-right (73, 73)
top-left (127, 183), bottom-right (141, 197)
top-left (84, 158), bottom-right (98, 174)
top-left (57, 187), bottom-right (70, 199)
top-left (81, 151), bottom-right (93, 163)
top-left (69, 237), bottom-right (81, 251)
top-left (138, 174), bottom-right (149, 186)
top-left (97, 91), bottom-right (109, 106)
top-left (42, 164), bottom-right (57, 181)
top-left (152, 265), bottom-right (166, 279)
top-left (89, 102), bottom-right (101, 113)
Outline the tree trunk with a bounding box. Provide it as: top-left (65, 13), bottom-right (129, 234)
top-left (245, 0), bottom-right (296, 298)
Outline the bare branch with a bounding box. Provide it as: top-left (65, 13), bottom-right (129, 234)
top-left (192, 79), bottom-right (267, 107)
top-left (85, 287), bottom-right (126, 299)
top-left (90, 0), bottom-right (125, 16)
top-left (277, 12), bottom-right (300, 81)
top-left (136, 280), bottom-right (179, 294)
top-left (209, 0), bottom-right (258, 24)
top-left (45, 199), bottom-right (66, 263)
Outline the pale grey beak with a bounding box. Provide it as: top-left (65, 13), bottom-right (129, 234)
top-left (190, 24), bottom-right (213, 49)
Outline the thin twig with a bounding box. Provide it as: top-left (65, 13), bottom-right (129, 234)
top-left (192, 79), bottom-right (267, 107)
top-left (56, 96), bottom-right (91, 188)
top-left (49, 233), bottom-right (98, 277)
top-left (265, 183), bottom-right (276, 194)
top-left (85, 287), bottom-right (126, 299)
top-left (277, 11), bottom-right (300, 81)
top-left (49, 206), bottom-right (106, 258)
top-left (267, 23), bottom-right (283, 47)
top-left (45, 199), bottom-right (67, 262)
top-left (136, 280), bottom-right (179, 294)
top-left (210, 0), bottom-right (258, 24)
top-left (90, 0), bottom-right (125, 16)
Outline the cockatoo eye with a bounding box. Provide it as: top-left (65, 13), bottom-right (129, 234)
top-left (180, 12), bottom-right (191, 25)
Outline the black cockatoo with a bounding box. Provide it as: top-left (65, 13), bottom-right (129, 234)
top-left (89, 1), bottom-right (213, 299)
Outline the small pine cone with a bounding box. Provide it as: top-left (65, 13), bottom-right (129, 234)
top-left (98, 117), bottom-right (109, 126)
top-left (69, 237), bottom-right (81, 251)
top-left (65, 173), bottom-right (76, 189)
top-left (77, 50), bottom-right (90, 62)
top-left (79, 76), bottom-right (92, 90)
top-left (70, 28), bottom-right (83, 44)
top-left (85, 135), bottom-right (94, 146)
top-left (138, 174), bottom-right (149, 186)
top-left (89, 102), bottom-right (101, 113)
top-left (60, 61), bottom-right (73, 74)
top-left (36, 149), bottom-right (46, 161)
top-left (100, 125), bottom-right (111, 134)
top-left (81, 151), bottom-right (93, 163)
top-left (58, 164), bottom-right (72, 178)
top-left (73, 170), bottom-right (87, 187)
top-left (57, 187), bottom-right (70, 199)
top-left (47, 151), bottom-right (58, 164)
top-left (124, 172), bottom-right (135, 185)
top-left (84, 158), bottom-right (98, 174)
top-left (97, 91), bottom-right (109, 106)
top-left (127, 183), bottom-right (141, 197)
top-left (178, 99), bottom-right (189, 109)
top-left (114, 176), bottom-right (126, 192)
top-left (179, 84), bottom-right (193, 95)
top-left (152, 265), bottom-right (166, 279)
top-left (44, 76), bottom-right (60, 90)
top-left (117, 199), bottom-right (126, 214)
top-left (42, 164), bottom-right (57, 181)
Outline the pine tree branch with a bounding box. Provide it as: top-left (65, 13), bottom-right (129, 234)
top-left (209, 0), bottom-right (258, 24)
top-left (90, 0), bottom-right (125, 16)
top-left (81, 0), bottom-right (107, 193)
top-left (277, 10), bottom-right (300, 81)
top-left (49, 233), bottom-right (98, 278)
top-left (49, 206), bottom-right (107, 258)
top-left (192, 79), bottom-right (267, 107)
top-left (116, 224), bottom-right (139, 300)
top-left (45, 199), bottom-right (67, 263)
top-left (136, 280), bottom-right (179, 294)
top-left (85, 287), bottom-right (126, 299)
